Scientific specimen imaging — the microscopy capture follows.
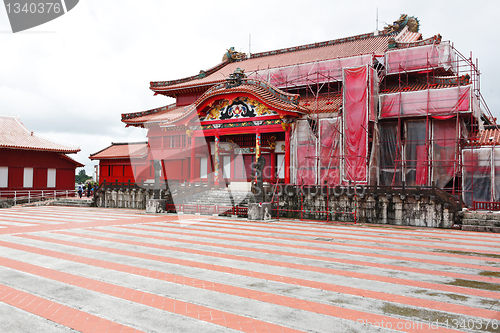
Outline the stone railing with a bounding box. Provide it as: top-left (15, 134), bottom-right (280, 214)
top-left (270, 184), bottom-right (461, 228)
top-left (94, 187), bottom-right (171, 209)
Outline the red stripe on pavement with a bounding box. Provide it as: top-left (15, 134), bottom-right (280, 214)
top-left (0, 283), bottom-right (144, 333)
top-left (0, 255), bottom-right (314, 333)
top-left (92, 227), bottom-right (500, 284)
top-left (156, 219), bottom-right (500, 262)
top-left (10, 234), bottom-right (495, 320)
top-left (40, 231), bottom-right (500, 300)
top-left (130, 224), bottom-right (500, 273)
top-left (0, 239), bottom-right (474, 330)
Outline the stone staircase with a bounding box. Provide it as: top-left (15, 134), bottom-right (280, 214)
top-left (50, 198), bottom-right (93, 208)
top-left (461, 211), bottom-right (500, 233)
top-left (175, 189), bottom-right (255, 208)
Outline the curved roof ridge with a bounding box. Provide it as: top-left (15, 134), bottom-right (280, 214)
top-left (122, 102), bottom-right (178, 121)
top-left (198, 77), bottom-right (300, 107)
top-left (195, 76), bottom-right (307, 114)
top-left (151, 60), bottom-right (230, 89)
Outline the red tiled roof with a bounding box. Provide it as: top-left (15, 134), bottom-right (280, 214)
top-left (300, 94), bottom-right (342, 114)
top-left (60, 154), bottom-right (84, 167)
top-left (151, 32), bottom-right (393, 96)
top-left (380, 81), bottom-right (460, 94)
top-left (467, 129), bottom-right (500, 147)
top-left (123, 78), bottom-right (308, 126)
top-left (122, 103), bottom-right (194, 127)
top-left (0, 115), bottom-right (80, 153)
top-left (195, 78), bottom-right (307, 114)
top-left (90, 142), bottom-right (148, 160)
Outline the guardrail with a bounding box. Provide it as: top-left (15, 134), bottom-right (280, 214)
top-left (269, 184), bottom-right (358, 222)
top-left (473, 201), bottom-right (500, 211)
top-left (165, 203), bottom-right (248, 217)
top-left (0, 189), bottom-right (77, 206)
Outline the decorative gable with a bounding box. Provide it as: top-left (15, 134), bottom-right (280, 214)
top-left (202, 97), bottom-right (278, 121)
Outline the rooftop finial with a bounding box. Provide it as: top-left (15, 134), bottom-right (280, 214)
top-left (384, 14), bottom-right (420, 33)
top-left (225, 68), bottom-right (246, 88)
top-left (222, 47), bottom-right (246, 62)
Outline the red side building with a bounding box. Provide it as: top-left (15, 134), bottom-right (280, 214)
top-left (0, 115), bottom-right (83, 196)
top-left (89, 142), bottom-right (149, 184)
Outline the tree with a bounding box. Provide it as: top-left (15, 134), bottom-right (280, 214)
top-left (75, 168), bottom-right (92, 184)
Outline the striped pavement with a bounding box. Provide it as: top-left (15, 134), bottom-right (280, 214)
top-left (0, 206), bottom-right (498, 332)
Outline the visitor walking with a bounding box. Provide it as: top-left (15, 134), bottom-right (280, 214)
top-left (77, 184), bottom-right (83, 198)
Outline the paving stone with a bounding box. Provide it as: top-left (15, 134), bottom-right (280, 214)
top-left (0, 206), bottom-right (498, 333)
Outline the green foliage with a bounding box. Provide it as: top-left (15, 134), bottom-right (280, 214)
top-left (75, 168), bottom-right (92, 184)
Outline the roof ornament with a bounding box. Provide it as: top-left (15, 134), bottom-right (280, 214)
top-left (222, 47), bottom-right (247, 62)
top-left (384, 14), bottom-right (419, 33)
top-left (225, 68), bottom-right (246, 88)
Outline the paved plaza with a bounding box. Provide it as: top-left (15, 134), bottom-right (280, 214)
top-left (0, 206), bottom-right (498, 332)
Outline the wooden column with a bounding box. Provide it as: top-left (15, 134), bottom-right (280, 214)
top-left (255, 130), bottom-right (261, 160)
top-left (271, 151), bottom-right (276, 183)
top-left (190, 135), bottom-right (196, 183)
top-left (285, 127), bottom-right (291, 184)
top-left (214, 133), bottom-right (220, 187)
top-left (255, 130), bottom-right (261, 183)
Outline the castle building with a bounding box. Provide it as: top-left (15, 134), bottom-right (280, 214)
top-left (94, 15), bottom-right (497, 207)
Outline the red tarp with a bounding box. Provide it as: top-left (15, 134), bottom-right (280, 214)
top-left (380, 85), bottom-right (471, 118)
top-left (432, 119), bottom-right (458, 188)
top-left (385, 42), bottom-right (455, 74)
top-left (415, 145), bottom-right (428, 185)
top-left (296, 120), bottom-right (317, 185)
top-left (343, 66), bottom-right (368, 183)
top-left (369, 66), bottom-right (379, 122)
top-left (405, 121), bottom-right (427, 186)
top-left (319, 118), bottom-right (341, 186)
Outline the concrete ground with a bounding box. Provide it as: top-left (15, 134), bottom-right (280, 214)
top-left (0, 206), bottom-right (498, 333)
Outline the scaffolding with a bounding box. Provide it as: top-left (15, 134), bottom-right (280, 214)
top-left (243, 38), bottom-right (495, 206)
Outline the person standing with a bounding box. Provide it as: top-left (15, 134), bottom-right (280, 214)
top-left (78, 184), bottom-right (83, 198)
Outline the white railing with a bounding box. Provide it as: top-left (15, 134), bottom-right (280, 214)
top-left (0, 189), bottom-right (78, 206)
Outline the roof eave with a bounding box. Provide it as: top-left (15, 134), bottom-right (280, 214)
top-left (0, 145), bottom-right (80, 154)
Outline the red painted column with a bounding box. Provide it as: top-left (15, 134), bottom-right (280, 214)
top-left (214, 132), bottom-right (220, 187)
top-left (285, 127), bottom-right (291, 184)
top-left (271, 151), bottom-right (276, 183)
top-left (190, 135), bottom-right (196, 183)
top-left (255, 129), bottom-right (261, 183)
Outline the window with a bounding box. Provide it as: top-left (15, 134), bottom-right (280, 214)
top-left (200, 157), bottom-right (208, 179)
top-left (277, 155), bottom-right (285, 179)
top-left (171, 136), bottom-right (178, 148)
top-left (0, 167), bottom-right (8, 188)
top-left (163, 136), bottom-right (170, 148)
top-left (47, 169), bottom-right (56, 188)
top-left (223, 156), bottom-right (231, 178)
top-left (23, 168), bottom-right (33, 188)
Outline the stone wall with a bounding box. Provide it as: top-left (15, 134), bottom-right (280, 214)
top-left (94, 185), bottom-right (458, 229)
top-left (274, 188), bottom-right (457, 229)
top-left (94, 188), bottom-right (170, 209)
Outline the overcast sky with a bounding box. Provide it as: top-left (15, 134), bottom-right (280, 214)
top-left (1, 0), bottom-right (498, 176)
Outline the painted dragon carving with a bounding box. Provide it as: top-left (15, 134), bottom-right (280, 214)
top-left (384, 14), bottom-right (420, 33)
top-left (222, 47), bottom-right (246, 62)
